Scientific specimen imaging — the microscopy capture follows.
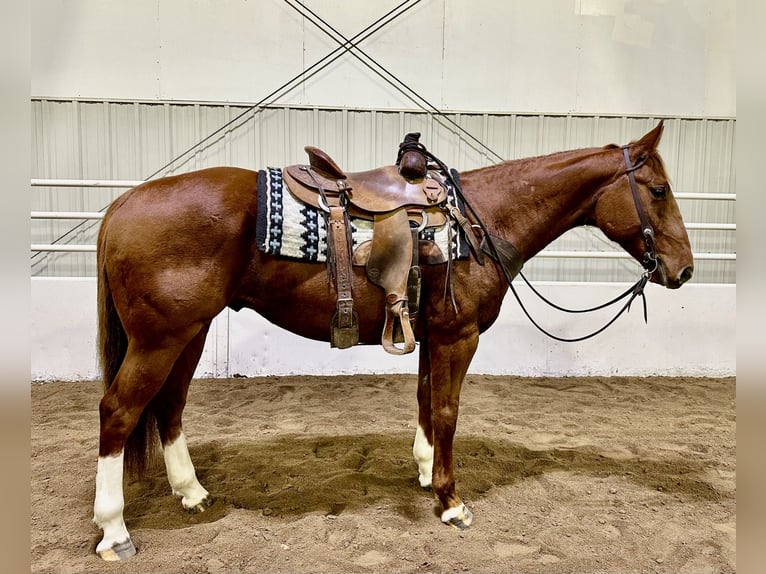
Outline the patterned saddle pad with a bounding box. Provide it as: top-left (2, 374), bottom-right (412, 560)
top-left (255, 167), bottom-right (470, 263)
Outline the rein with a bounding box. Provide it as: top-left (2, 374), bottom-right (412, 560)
top-left (425, 144), bottom-right (658, 343)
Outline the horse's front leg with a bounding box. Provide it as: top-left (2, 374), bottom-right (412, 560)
top-left (427, 331), bottom-right (479, 529)
top-left (413, 339), bottom-right (435, 489)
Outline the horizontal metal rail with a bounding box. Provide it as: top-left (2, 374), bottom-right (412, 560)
top-left (674, 193), bottom-right (736, 201)
top-left (685, 223), bottom-right (736, 231)
top-left (32, 244), bottom-right (97, 252)
top-left (32, 211), bottom-right (105, 219)
top-left (31, 179), bottom-right (144, 188)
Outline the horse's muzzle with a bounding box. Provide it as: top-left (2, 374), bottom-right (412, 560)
top-left (652, 257), bottom-right (693, 289)
top-left (665, 264), bottom-right (693, 289)
top-left (679, 265), bottom-right (694, 285)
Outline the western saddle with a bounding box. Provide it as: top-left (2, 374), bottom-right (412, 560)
top-left (283, 133), bottom-right (481, 355)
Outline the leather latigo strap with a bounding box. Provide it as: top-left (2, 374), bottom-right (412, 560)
top-left (407, 224), bottom-right (421, 320)
top-left (328, 205), bottom-right (359, 348)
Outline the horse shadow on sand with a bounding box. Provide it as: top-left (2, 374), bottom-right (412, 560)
top-left (122, 433), bottom-right (722, 531)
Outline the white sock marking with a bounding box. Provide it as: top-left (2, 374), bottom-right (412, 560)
top-left (412, 424), bottom-right (434, 488)
top-left (93, 451), bottom-right (131, 553)
top-left (163, 432), bottom-right (209, 509)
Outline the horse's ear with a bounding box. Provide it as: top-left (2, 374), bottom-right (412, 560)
top-left (635, 120), bottom-right (664, 151)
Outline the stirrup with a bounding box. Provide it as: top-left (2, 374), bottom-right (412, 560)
top-left (381, 299), bottom-right (416, 355)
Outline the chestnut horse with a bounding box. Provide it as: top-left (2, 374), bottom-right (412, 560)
top-left (92, 121), bottom-right (692, 560)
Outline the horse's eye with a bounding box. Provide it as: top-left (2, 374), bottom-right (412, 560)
top-left (650, 186), bottom-right (667, 198)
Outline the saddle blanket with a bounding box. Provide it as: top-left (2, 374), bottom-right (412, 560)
top-left (255, 167), bottom-right (470, 263)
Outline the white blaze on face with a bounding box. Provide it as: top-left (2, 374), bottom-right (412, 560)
top-left (162, 432), bottom-right (209, 509)
top-left (412, 424), bottom-right (434, 488)
top-left (93, 451), bottom-right (130, 553)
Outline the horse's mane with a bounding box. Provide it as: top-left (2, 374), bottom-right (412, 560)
top-left (461, 144), bottom-right (614, 177)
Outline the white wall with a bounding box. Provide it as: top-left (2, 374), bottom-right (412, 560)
top-left (31, 0), bottom-right (735, 116)
top-left (31, 278), bottom-right (735, 381)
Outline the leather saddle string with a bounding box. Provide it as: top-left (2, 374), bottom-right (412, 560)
top-left (442, 211), bottom-right (458, 314)
top-left (303, 166), bottom-right (336, 281)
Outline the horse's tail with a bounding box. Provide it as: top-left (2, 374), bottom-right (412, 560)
top-left (97, 208), bottom-right (158, 477)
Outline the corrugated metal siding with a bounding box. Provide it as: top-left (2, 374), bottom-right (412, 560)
top-left (31, 99), bottom-right (735, 283)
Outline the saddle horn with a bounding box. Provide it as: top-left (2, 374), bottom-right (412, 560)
top-left (397, 132), bottom-right (428, 181)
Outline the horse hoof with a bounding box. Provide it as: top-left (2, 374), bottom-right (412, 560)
top-left (441, 504), bottom-right (473, 530)
top-left (97, 538), bottom-right (137, 561)
top-left (185, 495), bottom-right (215, 514)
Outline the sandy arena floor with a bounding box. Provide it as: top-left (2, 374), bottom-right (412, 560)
top-left (31, 374), bottom-right (735, 574)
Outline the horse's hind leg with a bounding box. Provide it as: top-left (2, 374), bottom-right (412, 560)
top-left (153, 323), bottom-right (213, 514)
top-left (94, 327), bottom-right (202, 560)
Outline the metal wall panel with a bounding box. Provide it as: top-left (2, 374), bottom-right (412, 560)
top-left (31, 99), bottom-right (735, 283)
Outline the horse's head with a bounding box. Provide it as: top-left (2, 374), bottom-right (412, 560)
top-left (593, 121), bottom-right (694, 289)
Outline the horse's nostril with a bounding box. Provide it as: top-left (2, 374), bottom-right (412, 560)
top-left (679, 266), bottom-right (694, 284)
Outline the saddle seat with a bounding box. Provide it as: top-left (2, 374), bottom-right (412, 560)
top-left (282, 146), bottom-right (455, 357)
top-left (285, 146), bottom-right (448, 216)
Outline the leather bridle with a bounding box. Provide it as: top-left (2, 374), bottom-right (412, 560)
top-left (622, 145), bottom-right (659, 276)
